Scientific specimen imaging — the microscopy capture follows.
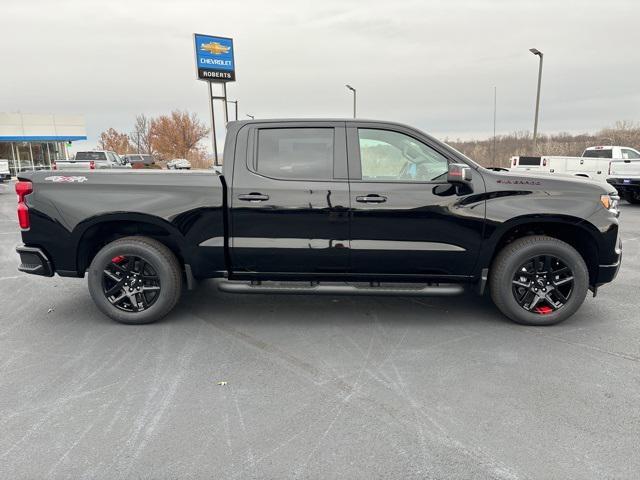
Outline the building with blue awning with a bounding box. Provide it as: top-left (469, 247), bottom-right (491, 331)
top-left (0, 113), bottom-right (87, 176)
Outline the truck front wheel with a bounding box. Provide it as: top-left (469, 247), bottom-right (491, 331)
top-left (489, 236), bottom-right (589, 326)
top-left (623, 192), bottom-right (640, 204)
top-left (87, 236), bottom-right (183, 324)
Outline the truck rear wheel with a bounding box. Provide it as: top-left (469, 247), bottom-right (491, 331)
top-left (87, 236), bottom-right (183, 324)
top-left (489, 235), bottom-right (589, 326)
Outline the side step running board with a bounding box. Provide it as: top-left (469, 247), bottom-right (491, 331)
top-left (217, 280), bottom-right (464, 297)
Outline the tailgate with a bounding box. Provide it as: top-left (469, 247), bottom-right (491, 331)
top-left (610, 160), bottom-right (640, 177)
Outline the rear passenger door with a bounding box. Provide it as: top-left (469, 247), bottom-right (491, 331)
top-left (230, 122), bottom-right (350, 275)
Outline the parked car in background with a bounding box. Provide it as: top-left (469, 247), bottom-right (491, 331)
top-left (122, 154), bottom-right (156, 167)
top-left (509, 145), bottom-right (640, 181)
top-left (0, 159), bottom-right (10, 182)
top-left (167, 158), bottom-right (191, 170)
top-left (15, 119), bottom-right (621, 327)
top-left (122, 154), bottom-right (160, 169)
top-left (54, 151), bottom-right (131, 170)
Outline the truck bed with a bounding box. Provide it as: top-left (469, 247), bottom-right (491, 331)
top-left (17, 169), bottom-right (227, 278)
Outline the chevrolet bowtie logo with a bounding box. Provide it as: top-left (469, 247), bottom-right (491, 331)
top-left (201, 42), bottom-right (230, 55)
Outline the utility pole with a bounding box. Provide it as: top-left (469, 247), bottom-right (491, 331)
top-left (345, 84), bottom-right (356, 118)
top-left (529, 48), bottom-right (544, 146)
top-left (226, 100), bottom-right (239, 121)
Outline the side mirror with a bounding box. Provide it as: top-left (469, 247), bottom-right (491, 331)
top-left (447, 163), bottom-right (473, 185)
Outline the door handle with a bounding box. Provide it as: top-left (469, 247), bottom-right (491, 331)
top-left (356, 194), bottom-right (387, 203)
top-left (238, 193), bottom-right (269, 202)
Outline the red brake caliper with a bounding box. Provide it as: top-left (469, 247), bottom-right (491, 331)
top-left (534, 305), bottom-right (553, 315)
top-left (111, 255), bottom-right (125, 264)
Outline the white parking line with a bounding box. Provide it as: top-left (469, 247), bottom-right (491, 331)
top-left (0, 276), bottom-right (21, 281)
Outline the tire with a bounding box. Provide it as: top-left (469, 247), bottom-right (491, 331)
top-left (624, 192), bottom-right (640, 204)
top-left (489, 235), bottom-right (589, 326)
top-left (88, 236), bottom-right (183, 324)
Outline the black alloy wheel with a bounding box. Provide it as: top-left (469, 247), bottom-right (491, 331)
top-left (511, 255), bottom-right (574, 315)
top-left (102, 255), bottom-right (161, 312)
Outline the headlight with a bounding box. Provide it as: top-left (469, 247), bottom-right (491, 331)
top-left (600, 194), bottom-right (619, 211)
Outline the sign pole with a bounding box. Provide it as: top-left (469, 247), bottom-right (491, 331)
top-left (208, 81), bottom-right (219, 166)
top-left (222, 83), bottom-right (229, 125)
top-left (194, 33), bottom-right (235, 167)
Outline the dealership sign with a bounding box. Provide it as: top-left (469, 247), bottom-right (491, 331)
top-left (194, 34), bottom-right (235, 82)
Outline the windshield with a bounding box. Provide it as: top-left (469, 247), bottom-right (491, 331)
top-left (75, 152), bottom-right (107, 161)
top-left (583, 149), bottom-right (612, 158)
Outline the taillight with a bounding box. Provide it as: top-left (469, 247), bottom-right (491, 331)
top-left (512, 158), bottom-right (517, 166)
top-left (608, 161), bottom-right (612, 175)
top-left (52, 162), bottom-right (57, 170)
top-left (89, 161), bottom-right (95, 170)
top-left (15, 181), bottom-right (33, 230)
top-left (542, 158), bottom-right (547, 167)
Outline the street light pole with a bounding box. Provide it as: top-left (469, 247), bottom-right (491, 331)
top-left (345, 84), bottom-right (356, 118)
top-left (529, 48), bottom-right (544, 146)
top-left (493, 86), bottom-right (497, 165)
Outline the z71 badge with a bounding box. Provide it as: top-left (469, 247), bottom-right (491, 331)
top-left (44, 176), bottom-right (88, 183)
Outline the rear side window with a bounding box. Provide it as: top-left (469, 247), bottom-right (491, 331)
top-left (583, 149), bottom-right (612, 158)
top-left (621, 149), bottom-right (640, 159)
top-left (256, 128), bottom-right (334, 180)
top-left (76, 152), bottom-right (107, 161)
top-left (517, 156), bottom-right (542, 166)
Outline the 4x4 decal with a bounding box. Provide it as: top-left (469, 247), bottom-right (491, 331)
top-left (44, 176), bottom-right (88, 183)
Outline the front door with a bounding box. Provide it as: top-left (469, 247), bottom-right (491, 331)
top-left (230, 122), bottom-right (350, 275)
top-left (347, 124), bottom-right (485, 277)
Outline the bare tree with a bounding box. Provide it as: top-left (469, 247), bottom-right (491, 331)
top-left (130, 114), bottom-right (154, 155)
top-left (97, 128), bottom-right (132, 155)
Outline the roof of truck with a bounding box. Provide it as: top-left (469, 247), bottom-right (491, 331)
top-left (228, 118), bottom-right (412, 127)
top-left (583, 145), bottom-right (633, 150)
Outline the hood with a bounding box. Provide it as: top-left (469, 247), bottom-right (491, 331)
top-left (482, 168), bottom-right (616, 195)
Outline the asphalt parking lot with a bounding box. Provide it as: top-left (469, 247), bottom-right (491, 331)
top-left (0, 180), bottom-right (639, 479)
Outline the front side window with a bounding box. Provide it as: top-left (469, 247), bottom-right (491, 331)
top-left (358, 129), bottom-right (449, 182)
top-left (256, 128), bottom-right (334, 180)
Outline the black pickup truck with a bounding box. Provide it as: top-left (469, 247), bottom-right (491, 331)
top-left (15, 119), bottom-right (621, 326)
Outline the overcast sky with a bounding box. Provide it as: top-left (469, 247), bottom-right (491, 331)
top-left (2, 0), bottom-right (639, 151)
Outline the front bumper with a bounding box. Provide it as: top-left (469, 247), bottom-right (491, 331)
top-left (595, 236), bottom-right (622, 286)
top-left (607, 178), bottom-right (640, 193)
top-left (16, 245), bottom-right (54, 277)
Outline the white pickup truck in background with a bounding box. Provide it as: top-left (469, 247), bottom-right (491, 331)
top-left (54, 151), bottom-right (132, 171)
top-left (607, 148), bottom-right (640, 204)
top-left (510, 145), bottom-right (640, 183)
top-left (0, 159), bottom-right (10, 182)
